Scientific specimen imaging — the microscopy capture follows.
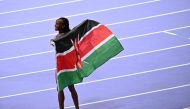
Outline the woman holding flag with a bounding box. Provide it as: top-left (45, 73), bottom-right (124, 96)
top-left (51, 17), bottom-right (80, 109)
top-left (51, 17), bottom-right (124, 109)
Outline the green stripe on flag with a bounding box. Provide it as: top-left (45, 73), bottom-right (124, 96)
top-left (84, 36), bottom-right (123, 69)
top-left (57, 61), bottom-right (94, 91)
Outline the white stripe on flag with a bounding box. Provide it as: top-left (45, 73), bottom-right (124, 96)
top-left (57, 67), bottom-right (77, 76)
top-left (82, 34), bottom-right (115, 60)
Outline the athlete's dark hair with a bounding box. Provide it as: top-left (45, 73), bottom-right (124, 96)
top-left (59, 17), bottom-right (71, 33)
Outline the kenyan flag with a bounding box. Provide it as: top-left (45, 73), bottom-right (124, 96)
top-left (54, 19), bottom-right (124, 91)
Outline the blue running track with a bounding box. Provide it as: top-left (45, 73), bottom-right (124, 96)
top-left (0, 0), bottom-right (190, 108)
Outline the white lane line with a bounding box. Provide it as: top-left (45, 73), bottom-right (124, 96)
top-left (0, 23), bottom-right (190, 45)
top-left (0, 43), bottom-right (190, 79)
top-left (0, 37), bottom-right (190, 61)
top-left (65, 83), bottom-right (190, 108)
top-left (106, 8), bottom-right (190, 26)
top-left (112, 43), bottom-right (190, 60)
top-left (0, 88), bottom-right (56, 99)
top-left (163, 31), bottom-right (190, 40)
top-left (0, 68), bottom-right (55, 79)
top-left (0, 33), bottom-right (56, 45)
top-left (0, 0), bottom-right (83, 15)
top-left (78, 63), bottom-right (190, 85)
top-left (118, 25), bottom-right (190, 40)
top-left (163, 31), bottom-right (177, 36)
top-left (0, 62), bottom-right (190, 99)
top-left (0, 50), bottom-right (53, 61)
top-left (0, 0), bottom-right (160, 29)
top-left (66, 0), bottom-right (160, 18)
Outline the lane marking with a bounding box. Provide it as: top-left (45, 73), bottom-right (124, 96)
top-left (0, 50), bottom-right (53, 61)
top-left (0, 40), bottom-right (190, 61)
top-left (0, 68), bottom-right (55, 79)
top-left (0, 0), bottom-right (161, 29)
top-left (65, 83), bottom-right (190, 108)
top-left (163, 31), bottom-right (190, 40)
top-left (0, 24), bottom-right (190, 45)
top-left (0, 62), bottom-right (190, 99)
top-left (163, 31), bottom-right (177, 36)
top-left (111, 43), bottom-right (190, 60)
top-left (106, 8), bottom-right (190, 26)
top-left (0, 0), bottom-right (83, 15)
top-left (118, 25), bottom-right (190, 40)
top-left (0, 33), bottom-right (56, 45)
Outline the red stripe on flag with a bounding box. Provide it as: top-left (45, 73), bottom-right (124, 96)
top-left (56, 25), bottom-right (112, 73)
top-left (79, 25), bottom-right (112, 57)
top-left (57, 50), bottom-right (76, 72)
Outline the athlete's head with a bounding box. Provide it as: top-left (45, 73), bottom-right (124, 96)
top-left (55, 17), bottom-right (70, 33)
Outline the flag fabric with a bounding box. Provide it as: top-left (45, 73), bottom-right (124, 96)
top-left (54, 19), bottom-right (124, 91)
top-left (73, 35), bottom-right (83, 69)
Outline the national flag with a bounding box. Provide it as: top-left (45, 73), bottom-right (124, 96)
top-left (54, 19), bottom-right (124, 91)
